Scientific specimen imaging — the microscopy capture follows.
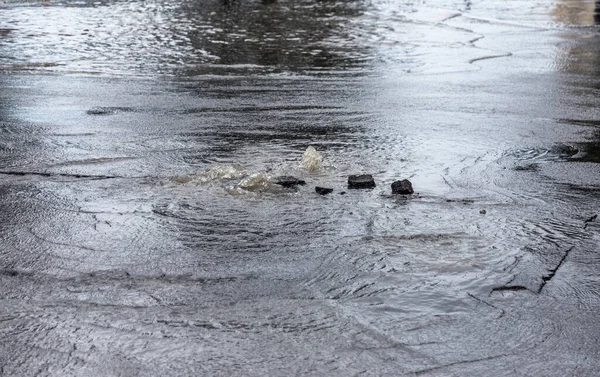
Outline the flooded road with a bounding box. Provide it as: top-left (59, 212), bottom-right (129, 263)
top-left (1, 0), bottom-right (600, 375)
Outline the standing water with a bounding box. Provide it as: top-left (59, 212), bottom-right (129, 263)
top-left (1, 0), bottom-right (600, 375)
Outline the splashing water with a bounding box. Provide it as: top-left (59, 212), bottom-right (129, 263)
top-left (193, 166), bottom-right (243, 183)
top-left (173, 165), bottom-right (243, 184)
top-left (236, 172), bottom-right (272, 192)
top-left (302, 146), bottom-right (322, 172)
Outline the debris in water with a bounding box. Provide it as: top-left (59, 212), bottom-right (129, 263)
top-left (348, 174), bottom-right (376, 189)
top-left (391, 179), bottom-right (414, 195)
top-left (480, 209), bottom-right (487, 215)
top-left (315, 187), bottom-right (333, 195)
top-left (274, 176), bottom-right (306, 187)
top-left (302, 146), bottom-right (322, 172)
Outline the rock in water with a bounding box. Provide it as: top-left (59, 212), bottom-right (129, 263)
top-left (274, 176), bottom-right (306, 187)
top-left (348, 174), bottom-right (376, 189)
top-left (302, 146), bottom-right (322, 172)
top-left (391, 179), bottom-right (413, 194)
top-left (315, 187), bottom-right (333, 195)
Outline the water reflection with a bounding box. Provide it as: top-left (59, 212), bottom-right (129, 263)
top-left (181, 0), bottom-right (370, 73)
top-left (552, 0), bottom-right (600, 25)
top-left (0, 0), bottom-right (372, 76)
top-left (553, 0), bottom-right (598, 25)
top-left (552, 0), bottom-right (600, 161)
top-left (0, 0), bottom-right (506, 77)
top-left (552, 0), bottom-right (600, 76)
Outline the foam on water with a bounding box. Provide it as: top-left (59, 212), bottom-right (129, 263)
top-left (302, 146), bottom-right (322, 172)
top-left (225, 172), bottom-right (294, 196)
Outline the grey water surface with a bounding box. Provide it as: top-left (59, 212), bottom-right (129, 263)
top-left (1, 0), bottom-right (600, 375)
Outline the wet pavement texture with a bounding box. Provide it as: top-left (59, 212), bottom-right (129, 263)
top-left (2, 0), bottom-right (600, 376)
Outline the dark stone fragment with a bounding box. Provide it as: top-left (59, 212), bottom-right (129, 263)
top-left (348, 174), bottom-right (376, 189)
top-left (273, 176), bottom-right (306, 187)
top-left (391, 179), bottom-right (414, 195)
top-left (315, 187), bottom-right (333, 195)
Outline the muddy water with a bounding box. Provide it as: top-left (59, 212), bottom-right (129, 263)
top-left (1, 0), bottom-right (600, 375)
